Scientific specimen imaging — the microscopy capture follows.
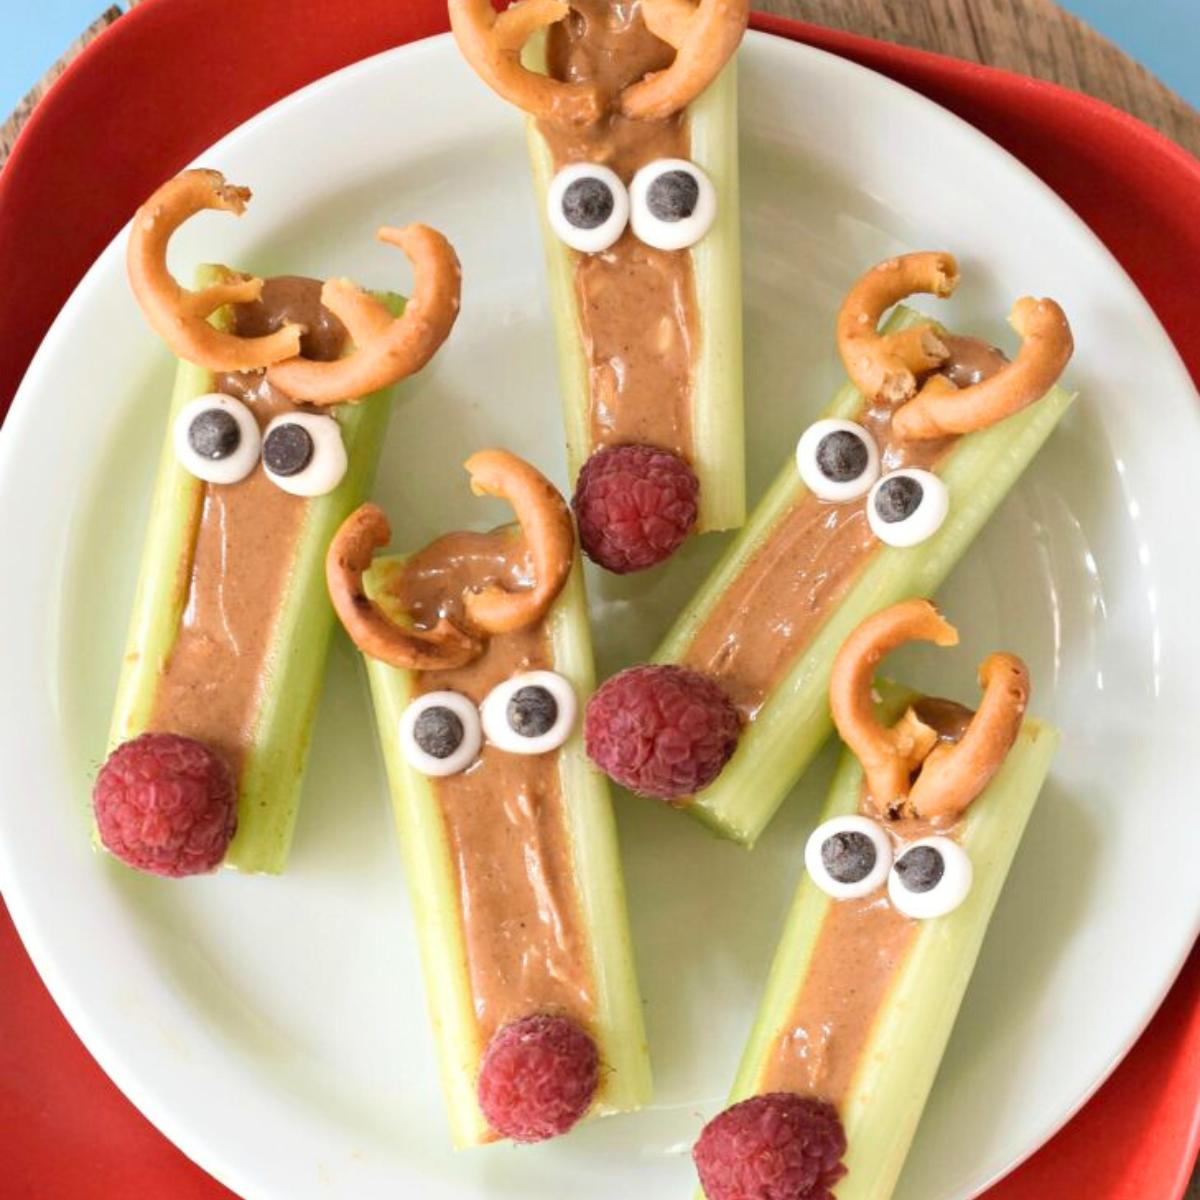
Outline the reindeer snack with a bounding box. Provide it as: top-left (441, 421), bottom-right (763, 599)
top-left (450, 0), bottom-right (748, 570)
top-left (327, 449), bottom-right (650, 1147)
top-left (92, 169), bottom-right (460, 877)
top-left (587, 252), bottom-right (1073, 845)
top-left (691, 600), bottom-right (1059, 1200)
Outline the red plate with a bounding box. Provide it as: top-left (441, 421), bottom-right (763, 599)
top-left (0, 2), bottom-right (1196, 1196)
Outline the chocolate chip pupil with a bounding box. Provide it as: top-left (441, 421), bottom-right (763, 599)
top-left (188, 409), bottom-right (240, 460)
top-left (895, 846), bottom-right (945, 893)
top-left (507, 686), bottom-right (558, 738)
top-left (563, 177), bottom-right (615, 230)
top-left (263, 423), bottom-right (314, 477)
top-left (874, 475), bottom-right (924, 523)
top-left (646, 170), bottom-right (699, 222)
top-left (821, 831), bottom-right (877, 883)
top-left (816, 430), bottom-right (869, 482)
top-left (413, 706), bottom-right (464, 759)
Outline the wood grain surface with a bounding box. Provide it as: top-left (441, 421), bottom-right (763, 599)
top-left (0, 0), bottom-right (1196, 1195)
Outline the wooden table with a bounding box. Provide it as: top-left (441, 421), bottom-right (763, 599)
top-left (1, 1), bottom-right (1197, 1196)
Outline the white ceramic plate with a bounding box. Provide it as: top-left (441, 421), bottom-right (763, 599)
top-left (0, 29), bottom-right (1197, 1200)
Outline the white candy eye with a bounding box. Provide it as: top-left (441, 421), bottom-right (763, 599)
top-left (796, 419), bottom-right (881, 501)
top-left (547, 163), bottom-right (630, 254)
top-left (629, 158), bottom-right (716, 251)
top-left (805, 814), bottom-right (893, 900)
top-left (867, 468), bottom-right (949, 547)
top-left (888, 836), bottom-right (973, 919)
top-left (481, 671), bottom-right (576, 756)
top-left (261, 412), bottom-right (347, 497)
top-left (174, 393), bottom-right (261, 484)
top-left (399, 691), bottom-right (482, 777)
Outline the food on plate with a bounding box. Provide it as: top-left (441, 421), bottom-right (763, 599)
top-left (693, 600), bottom-right (1059, 1200)
top-left (326, 448), bottom-right (650, 1146)
top-left (600, 251), bottom-right (1072, 843)
top-left (449, 0), bottom-right (749, 567)
top-left (96, 169), bottom-right (460, 876)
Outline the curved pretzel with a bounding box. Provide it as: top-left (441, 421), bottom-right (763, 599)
top-left (837, 251), bottom-right (959, 405)
top-left (266, 224), bottom-right (461, 406)
top-left (891, 297), bottom-right (1074, 440)
top-left (829, 599), bottom-right (1030, 819)
top-left (620, 0), bottom-right (750, 121)
top-left (126, 169), bottom-right (303, 371)
top-left (461, 449), bottom-right (575, 634)
top-left (326, 504), bottom-right (483, 671)
top-left (448, 0), bottom-right (603, 125)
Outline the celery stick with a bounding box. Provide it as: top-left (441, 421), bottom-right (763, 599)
top-left (363, 553), bottom-right (651, 1147)
top-left (524, 37), bottom-right (745, 533)
top-left (706, 685), bottom-right (1059, 1199)
top-left (107, 270), bottom-right (405, 873)
top-left (657, 307), bottom-right (1074, 845)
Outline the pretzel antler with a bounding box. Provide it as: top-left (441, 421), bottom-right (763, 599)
top-left (460, 449), bottom-right (575, 634)
top-left (448, 0), bottom-right (603, 124)
top-left (892, 297), bottom-right (1073, 440)
top-left (829, 599), bottom-right (1029, 819)
top-left (126, 169), bottom-right (304, 371)
top-left (620, 0), bottom-right (749, 120)
top-left (266, 224), bottom-right (461, 406)
top-left (326, 504), bottom-right (484, 672)
top-left (836, 252), bottom-right (959, 405)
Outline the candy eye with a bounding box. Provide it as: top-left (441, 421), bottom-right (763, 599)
top-left (173, 394), bottom-right (261, 484)
top-left (867, 468), bottom-right (949, 547)
top-left (888, 836), bottom-right (973, 919)
top-left (261, 412), bottom-right (347, 497)
top-left (547, 163), bottom-right (630, 254)
top-left (804, 814), bottom-right (893, 899)
top-left (796, 418), bottom-right (881, 501)
top-left (399, 691), bottom-right (482, 777)
top-left (629, 158), bottom-right (716, 251)
top-left (481, 671), bottom-right (577, 756)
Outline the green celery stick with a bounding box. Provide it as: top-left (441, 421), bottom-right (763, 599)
top-left (523, 37), bottom-right (745, 533)
top-left (657, 307), bottom-right (1074, 845)
top-left (363, 553), bottom-right (651, 1147)
top-left (701, 682), bottom-right (1059, 1199)
top-left (108, 268), bottom-right (405, 873)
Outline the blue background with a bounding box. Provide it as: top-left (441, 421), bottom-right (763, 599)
top-left (1, 0), bottom-right (1197, 119)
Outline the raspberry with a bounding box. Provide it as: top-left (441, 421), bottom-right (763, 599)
top-left (585, 664), bottom-right (739, 799)
top-left (694, 1094), bottom-right (848, 1200)
top-left (93, 733), bottom-right (237, 877)
top-left (477, 1014), bottom-right (599, 1143)
top-left (573, 443), bottom-right (699, 573)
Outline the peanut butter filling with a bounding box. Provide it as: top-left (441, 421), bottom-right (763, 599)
top-left (540, 0), bottom-right (699, 461)
top-left (146, 277), bottom-right (346, 780)
top-left (679, 337), bottom-right (1003, 721)
top-left (389, 532), bottom-right (596, 1041)
top-left (759, 699), bottom-right (972, 1102)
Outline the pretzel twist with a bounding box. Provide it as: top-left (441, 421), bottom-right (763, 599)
top-left (892, 297), bottom-right (1074, 440)
top-left (126, 169), bottom-right (304, 371)
top-left (327, 451), bottom-right (575, 669)
top-left (836, 251), bottom-right (959, 405)
top-left (266, 224), bottom-right (461, 405)
top-left (829, 599), bottom-right (1029, 819)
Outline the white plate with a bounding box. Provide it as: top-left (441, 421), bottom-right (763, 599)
top-left (0, 29), bottom-right (1197, 1200)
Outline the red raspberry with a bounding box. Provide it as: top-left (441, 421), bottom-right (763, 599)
top-left (585, 664), bottom-right (740, 800)
top-left (694, 1094), bottom-right (848, 1200)
top-left (93, 733), bottom-right (237, 877)
top-left (573, 444), bottom-right (699, 573)
top-left (477, 1014), bottom-right (599, 1143)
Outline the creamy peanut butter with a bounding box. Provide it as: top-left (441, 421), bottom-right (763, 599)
top-left (759, 699), bottom-right (972, 1101)
top-left (680, 338), bottom-right (1001, 721)
top-left (540, 0), bottom-right (698, 461)
top-left (390, 532), bottom-right (596, 1042)
top-left (146, 277), bottom-right (345, 779)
